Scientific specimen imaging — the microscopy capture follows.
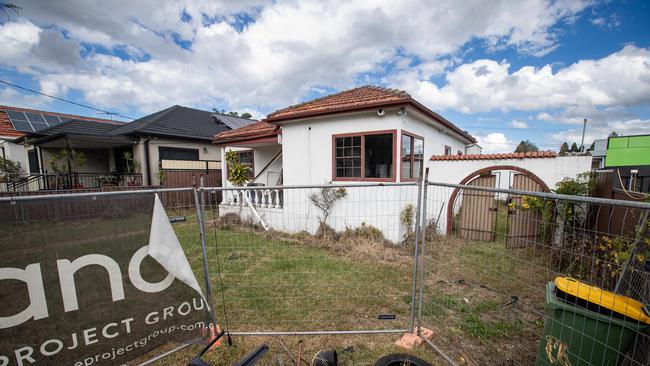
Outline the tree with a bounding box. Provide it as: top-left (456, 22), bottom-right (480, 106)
top-left (570, 142), bottom-right (579, 152)
top-left (0, 3), bottom-right (21, 18)
top-left (0, 157), bottom-right (21, 183)
top-left (559, 142), bottom-right (569, 155)
top-left (514, 140), bottom-right (539, 153)
top-left (609, 131), bottom-right (618, 138)
top-left (49, 148), bottom-right (86, 174)
top-left (213, 109), bottom-right (252, 119)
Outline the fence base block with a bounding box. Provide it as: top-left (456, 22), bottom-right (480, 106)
top-left (395, 327), bottom-right (434, 350)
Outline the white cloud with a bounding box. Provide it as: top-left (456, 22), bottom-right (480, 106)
top-left (401, 45), bottom-right (650, 114)
top-left (0, 0), bottom-right (594, 114)
top-left (475, 132), bottom-right (517, 153)
top-left (550, 118), bottom-right (650, 146)
top-left (510, 120), bottom-right (528, 128)
top-left (0, 21), bottom-right (41, 65)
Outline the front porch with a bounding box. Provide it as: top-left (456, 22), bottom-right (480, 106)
top-left (215, 121), bottom-right (284, 207)
top-left (23, 132), bottom-right (143, 191)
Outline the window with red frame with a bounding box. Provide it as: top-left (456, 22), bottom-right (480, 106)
top-left (401, 132), bottom-right (424, 180)
top-left (333, 131), bottom-right (394, 180)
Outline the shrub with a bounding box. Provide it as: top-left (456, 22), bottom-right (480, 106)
top-left (309, 186), bottom-right (347, 225)
top-left (400, 203), bottom-right (416, 243)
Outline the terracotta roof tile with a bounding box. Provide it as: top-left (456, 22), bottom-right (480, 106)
top-left (0, 105), bottom-right (123, 140)
top-left (213, 121), bottom-right (279, 144)
top-left (263, 85), bottom-right (476, 143)
top-left (430, 150), bottom-right (557, 161)
top-left (265, 86), bottom-right (410, 121)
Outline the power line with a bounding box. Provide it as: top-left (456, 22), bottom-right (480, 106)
top-left (0, 79), bottom-right (135, 120)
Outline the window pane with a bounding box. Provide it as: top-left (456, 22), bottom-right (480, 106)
top-left (401, 135), bottom-right (412, 156)
top-left (239, 151), bottom-right (253, 164)
top-left (414, 138), bottom-right (424, 156)
top-left (401, 158), bottom-right (412, 179)
top-left (413, 157), bottom-right (422, 178)
top-left (336, 138), bottom-right (344, 148)
top-left (364, 133), bottom-right (393, 178)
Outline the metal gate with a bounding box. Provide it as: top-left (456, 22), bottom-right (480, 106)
top-left (506, 173), bottom-right (543, 248)
top-left (458, 174), bottom-right (497, 241)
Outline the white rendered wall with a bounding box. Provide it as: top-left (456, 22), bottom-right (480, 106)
top-left (424, 155), bottom-right (594, 234)
top-left (0, 140), bottom-right (29, 174)
top-left (220, 107), bottom-right (473, 243)
top-left (427, 156), bottom-right (593, 190)
top-left (280, 107), bottom-right (473, 186)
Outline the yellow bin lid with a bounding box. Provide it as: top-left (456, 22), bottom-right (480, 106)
top-left (554, 277), bottom-right (650, 325)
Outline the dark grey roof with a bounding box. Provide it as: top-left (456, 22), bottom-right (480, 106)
top-left (32, 119), bottom-right (125, 136)
top-left (108, 105), bottom-right (235, 141)
top-left (212, 113), bottom-right (257, 130)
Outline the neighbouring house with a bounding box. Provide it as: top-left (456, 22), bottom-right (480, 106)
top-left (588, 138), bottom-right (608, 170)
top-left (1, 104), bottom-right (255, 191)
top-left (602, 134), bottom-right (650, 193)
top-left (0, 105), bottom-right (125, 190)
top-left (214, 86), bottom-right (481, 242)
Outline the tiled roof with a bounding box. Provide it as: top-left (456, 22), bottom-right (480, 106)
top-left (0, 105), bottom-right (120, 140)
top-left (265, 86), bottom-right (410, 121)
top-left (263, 85), bottom-right (476, 143)
top-left (213, 121), bottom-right (279, 144)
top-left (31, 119), bottom-right (126, 137)
top-left (431, 150), bottom-right (557, 161)
top-left (108, 105), bottom-right (246, 141)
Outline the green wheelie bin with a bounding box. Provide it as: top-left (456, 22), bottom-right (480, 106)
top-left (536, 277), bottom-right (649, 366)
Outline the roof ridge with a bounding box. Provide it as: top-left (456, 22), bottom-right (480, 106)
top-left (114, 105), bottom-right (179, 132)
top-left (267, 85), bottom-right (408, 118)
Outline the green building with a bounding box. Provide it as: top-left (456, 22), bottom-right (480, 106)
top-left (605, 134), bottom-right (650, 193)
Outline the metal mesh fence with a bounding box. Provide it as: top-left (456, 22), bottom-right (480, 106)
top-left (200, 183), bottom-right (420, 335)
top-left (419, 181), bottom-right (650, 366)
top-left (1, 181), bottom-right (649, 365)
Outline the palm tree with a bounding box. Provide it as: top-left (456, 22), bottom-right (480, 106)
top-left (0, 3), bottom-right (21, 18)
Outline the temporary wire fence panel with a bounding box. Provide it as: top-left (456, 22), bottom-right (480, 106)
top-left (0, 189), bottom-right (209, 366)
top-left (419, 181), bottom-right (650, 366)
top-left (200, 184), bottom-right (420, 334)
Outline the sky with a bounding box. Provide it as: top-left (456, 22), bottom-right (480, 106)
top-left (0, 0), bottom-right (649, 153)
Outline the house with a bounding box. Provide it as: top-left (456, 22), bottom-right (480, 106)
top-left (214, 86), bottom-right (481, 242)
top-left (1, 105), bottom-right (255, 191)
top-left (588, 138), bottom-right (608, 169)
top-left (604, 134), bottom-right (650, 193)
top-left (0, 105), bottom-right (124, 190)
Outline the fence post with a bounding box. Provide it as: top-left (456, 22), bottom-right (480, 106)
top-left (409, 172), bottom-right (425, 333)
top-left (193, 186), bottom-right (216, 323)
top-left (416, 168), bottom-right (430, 332)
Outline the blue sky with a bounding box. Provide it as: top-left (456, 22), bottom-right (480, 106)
top-left (1, 0), bottom-right (649, 152)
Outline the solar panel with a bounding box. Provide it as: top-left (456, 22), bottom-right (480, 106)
top-left (5, 110), bottom-right (34, 132)
top-left (6, 110), bottom-right (27, 121)
top-left (44, 115), bottom-right (62, 125)
top-left (25, 112), bottom-right (46, 124)
top-left (10, 120), bottom-right (33, 132)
